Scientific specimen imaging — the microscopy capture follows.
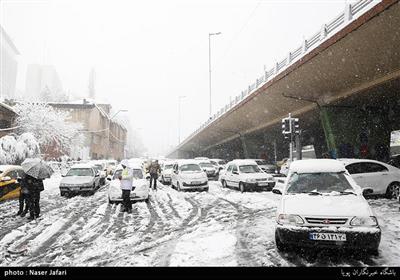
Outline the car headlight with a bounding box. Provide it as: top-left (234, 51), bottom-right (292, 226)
top-left (350, 216), bottom-right (378, 227)
top-left (246, 178), bottom-right (256, 183)
top-left (277, 214), bottom-right (304, 225)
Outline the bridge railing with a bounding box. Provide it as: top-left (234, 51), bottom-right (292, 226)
top-left (178, 0), bottom-right (378, 151)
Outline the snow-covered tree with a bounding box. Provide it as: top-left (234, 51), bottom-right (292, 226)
top-left (13, 102), bottom-right (84, 157)
top-left (0, 133), bottom-right (40, 164)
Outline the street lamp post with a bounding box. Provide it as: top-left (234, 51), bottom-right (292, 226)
top-left (178, 95), bottom-right (186, 144)
top-left (107, 109), bottom-right (128, 159)
top-left (208, 32), bottom-right (221, 118)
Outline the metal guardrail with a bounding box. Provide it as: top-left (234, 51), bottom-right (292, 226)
top-left (175, 0), bottom-right (378, 153)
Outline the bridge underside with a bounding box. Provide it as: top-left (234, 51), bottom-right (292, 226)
top-left (170, 1), bottom-right (400, 161)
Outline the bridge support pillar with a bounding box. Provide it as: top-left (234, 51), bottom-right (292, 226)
top-left (240, 134), bottom-right (249, 159)
top-left (319, 107), bottom-right (338, 158)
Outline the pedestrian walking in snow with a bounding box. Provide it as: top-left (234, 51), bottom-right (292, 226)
top-left (23, 174), bottom-right (44, 220)
top-left (148, 160), bottom-right (161, 191)
top-left (119, 160), bottom-right (133, 213)
top-left (16, 174), bottom-right (30, 217)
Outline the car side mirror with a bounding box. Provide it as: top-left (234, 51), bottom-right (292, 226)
top-left (272, 188), bottom-right (282, 195)
top-left (1, 176), bottom-right (11, 182)
top-left (362, 188), bottom-right (373, 196)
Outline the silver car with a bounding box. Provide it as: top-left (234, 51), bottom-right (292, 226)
top-left (59, 164), bottom-right (101, 196)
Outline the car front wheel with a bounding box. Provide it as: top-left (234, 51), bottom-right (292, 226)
top-left (275, 232), bottom-right (286, 252)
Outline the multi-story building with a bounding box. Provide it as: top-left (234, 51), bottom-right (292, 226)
top-left (0, 102), bottom-right (17, 138)
top-left (0, 25), bottom-right (19, 100)
top-left (49, 99), bottom-right (127, 160)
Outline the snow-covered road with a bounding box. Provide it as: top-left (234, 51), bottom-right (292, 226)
top-left (0, 175), bottom-right (399, 267)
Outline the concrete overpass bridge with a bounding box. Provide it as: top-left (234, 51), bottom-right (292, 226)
top-left (167, 0), bottom-right (400, 163)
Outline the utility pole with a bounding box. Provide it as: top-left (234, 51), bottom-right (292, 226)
top-left (208, 32), bottom-right (221, 117)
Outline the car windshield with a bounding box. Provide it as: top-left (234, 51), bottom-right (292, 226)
top-left (199, 163), bottom-right (214, 168)
top-left (239, 165), bottom-right (262, 173)
top-left (164, 164), bottom-right (173, 170)
top-left (180, 164), bottom-right (202, 172)
top-left (66, 168), bottom-right (93, 177)
top-left (286, 172), bottom-right (355, 194)
top-left (255, 160), bottom-right (267, 165)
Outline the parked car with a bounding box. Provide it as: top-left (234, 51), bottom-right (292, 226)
top-left (107, 164), bottom-right (149, 203)
top-left (197, 160), bottom-right (219, 181)
top-left (274, 159), bottom-right (381, 255)
top-left (59, 164), bottom-right (101, 196)
top-left (338, 158), bottom-right (400, 199)
top-left (0, 165), bottom-right (25, 202)
top-left (160, 162), bottom-right (174, 185)
top-left (90, 161), bottom-right (107, 186)
top-left (171, 160), bottom-right (209, 192)
top-left (219, 160), bottom-right (275, 192)
top-left (249, 159), bottom-right (277, 174)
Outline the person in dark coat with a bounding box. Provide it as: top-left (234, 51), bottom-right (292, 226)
top-left (148, 160), bottom-right (161, 191)
top-left (16, 174), bottom-right (30, 217)
top-left (23, 174), bottom-right (44, 220)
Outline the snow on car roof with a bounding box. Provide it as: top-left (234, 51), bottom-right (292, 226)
top-left (177, 159), bottom-right (202, 165)
top-left (289, 159), bottom-right (346, 173)
top-left (115, 163), bottom-right (143, 170)
top-left (70, 164), bottom-right (95, 169)
top-left (228, 159), bottom-right (258, 166)
top-left (337, 158), bottom-right (386, 165)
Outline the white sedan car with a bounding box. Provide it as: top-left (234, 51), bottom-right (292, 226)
top-left (339, 158), bottom-right (400, 199)
top-left (274, 159), bottom-right (381, 255)
top-left (108, 165), bottom-right (149, 203)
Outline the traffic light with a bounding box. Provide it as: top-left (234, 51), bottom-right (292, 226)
top-left (282, 119), bottom-right (290, 134)
top-left (293, 118), bottom-right (300, 134)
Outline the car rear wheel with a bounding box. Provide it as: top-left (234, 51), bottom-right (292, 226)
top-left (386, 182), bottom-right (400, 199)
top-left (239, 182), bottom-right (245, 193)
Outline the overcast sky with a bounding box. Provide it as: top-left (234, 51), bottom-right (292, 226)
top-left (1, 0), bottom-right (357, 156)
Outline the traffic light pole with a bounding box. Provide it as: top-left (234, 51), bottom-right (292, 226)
top-left (289, 113), bottom-right (293, 162)
top-left (282, 113), bottom-right (300, 162)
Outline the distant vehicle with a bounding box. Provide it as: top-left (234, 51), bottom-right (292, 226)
top-left (160, 162), bottom-right (174, 185)
top-left (90, 161), bottom-right (107, 185)
top-left (197, 160), bottom-right (219, 181)
top-left (274, 159), bottom-right (381, 255)
top-left (280, 159), bottom-right (291, 176)
top-left (209, 159), bottom-right (227, 170)
top-left (59, 164), bottom-right (101, 196)
top-left (338, 158), bottom-right (400, 199)
top-left (107, 164), bottom-right (149, 203)
top-left (388, 154), bottom-right (400, 169)
top-left (105, 160), bottom-right (118, 175)
top-left (219, 159), bottom-right (275, 192)
top-left (248, 159), bottom-right (277, 174)
top-left (0, 165), bottom-right (25, 202)
top-left (171, 160), bottom-right (209, 192)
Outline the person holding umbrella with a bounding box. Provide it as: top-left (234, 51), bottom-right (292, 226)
top-left (21, 158), bottom-right (53, 220)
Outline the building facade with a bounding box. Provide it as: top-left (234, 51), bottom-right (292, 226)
top-left (49, 100), bottom-right (127, 160)
top-left (0, 25), bottom-right (19, 100)
top-left (0, 103), bottom-right (17, 138)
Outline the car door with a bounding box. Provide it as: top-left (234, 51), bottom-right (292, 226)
top-left (231, 165), bottom-right (240, 188)
top-left (346, 162), bottom-right (389, 194)
top-left (362, 162), bottom-right (391, 194)
top-left (224, 165), bottom-right (233, 187)
top-left (0, 170), bottom-right (19, 201)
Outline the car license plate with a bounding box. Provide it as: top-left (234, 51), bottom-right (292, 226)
top-left (309, 232), bottom-right (346, 241)
top-left (192, 181), bottom-right (201, 185)
top-left (258, 182), bottom-right (268, 186)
